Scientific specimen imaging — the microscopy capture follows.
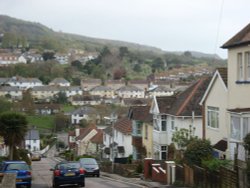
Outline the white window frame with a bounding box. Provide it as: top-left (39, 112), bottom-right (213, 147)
top-left (237, 53), bottom-right (243, 81)
top-left (171, 116), bottom-right (175, 131)
top-left (245, 51), bottom-right (250, 81)
top-left (231, 115), bottom-right (250, 141)
top-left (207, 106), bottom-right (219, 129)
top-left (161, 115), bottom-right (167, 131)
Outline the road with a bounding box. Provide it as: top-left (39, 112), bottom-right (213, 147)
top-left (31, 157), bottom-right (143, 188)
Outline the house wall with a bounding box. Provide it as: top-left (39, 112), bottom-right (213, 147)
top-left (227, 46), bottom-right (250, 108)
top-left (142, 123), bottom-right (153, 158)
top-left (114, 130), bottom-right (132, 158)
top-left (205, 75), bottom-right (228, 146)
top-left (25, 139), bottom-right (40, 152)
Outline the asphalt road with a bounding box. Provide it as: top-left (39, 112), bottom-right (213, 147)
top-left (31, 157), bottom-right (143, 188)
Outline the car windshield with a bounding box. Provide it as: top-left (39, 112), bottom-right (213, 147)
top-left (58, 162), bottom-right (80, 170)
top-left (6, 163), bottom-right (30, 171)
top-left (80, 158), bottom-right (97, 165)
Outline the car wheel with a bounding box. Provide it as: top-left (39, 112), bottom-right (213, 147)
top-left (96, 174), bottom-right (100, 177)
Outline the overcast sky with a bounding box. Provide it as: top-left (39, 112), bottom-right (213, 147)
top-left (0, 0), bottom-right (249, 59)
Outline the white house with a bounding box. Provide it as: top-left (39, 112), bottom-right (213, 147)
top-left (150, 77), bottom-right (211, 160)
top-left (116, 85), bottom-right (145, 98)
top-left (71, 106), bottom-right (99, 124)
top-left (215, 23), bottom-right (250, 162)
top-left (25, 129), bottom-right (40, 152)
top-left (0, 86), bottom-right (23, 100)
top-left (7, 76), bottom-right (43, 89)
top-left (200, 68), bottom-right (229, 159)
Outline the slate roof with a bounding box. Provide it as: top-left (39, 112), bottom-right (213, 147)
top-left (76, 124), bottom-right (97, 141)
top-left (91, 129), bottom-right (103, 144)
top-left (117, 85), bottom-right (143, 92)
top-left (25, 129), bottom-right (39, 140)
top-left (122, 98), bottom-right (151, 106)
top-left (217, 67), bottom-right (228, 87)
top-left (8, 76), bottom-right (42, 84)
top-left (0, 86), bottom-right (21, 92)
top-left (156, 77), bottom-right (211, 116)
top-left (91, 85), bottom-right (112, 92)
top-left (128, 105), bottom-right (152, 123)
top-left (49, 78), bottom-right (70, 85)
top-left (222, 23), bottom-right (250, 48)
top-left (114, 117), bottom-right (132, 134)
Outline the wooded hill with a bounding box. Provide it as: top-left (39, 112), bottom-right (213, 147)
top-left (0, 15), bottom-right (226, 81)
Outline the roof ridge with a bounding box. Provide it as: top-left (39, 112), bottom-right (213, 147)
top-left (176, 78), bottom-right (205, 115)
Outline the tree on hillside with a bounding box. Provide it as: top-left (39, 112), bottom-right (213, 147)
top-left (42, 51), bottom-right (55, 61)
top-left (0, 112), bottom-right (28, 160)
top-left (113, 67), bottom-right (127, 80)
top-left (151, 57), bottom-right (165, 72)
top-left (21, 89), bottom-right (35, 115)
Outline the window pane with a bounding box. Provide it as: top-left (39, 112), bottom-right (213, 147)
top-left (161, 121), bottom-right (166, 131)
top-left (243, 117), bottom-right (250, 139)
top-left (238, 53), bottom-right (243, 80)
top-left (231, 116), bottom-right (241, 140)
top-left (207, 106), bottom-right (219, 128)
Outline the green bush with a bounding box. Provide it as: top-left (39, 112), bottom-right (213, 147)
top-left (202, 158), bottom-right (231, 172)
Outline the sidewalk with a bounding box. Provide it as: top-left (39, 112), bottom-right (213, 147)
top-left (100, 171), bottom-right (170, 188)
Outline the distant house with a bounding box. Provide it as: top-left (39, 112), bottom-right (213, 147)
top-left (0, 53), bottom-right (27, 65)
top-left (7, 76), bottom-right (43, 89)
top-left (71, 95), bottom-right (101, 106)
top-left (90, 85), bottom-right (114, 98)
top-left (49, 78), bottom-right (70, 87)
top-left (25, 128), bottom-right (40, 152)
top-left (116, 85), bottom-right (145, 98)
top-left (55, 53), bottom-right (69, 64)
top-left (0, 86), bottom-right (23, 100)
top-left (71, 106), bottom-right (99, 124)
top-left (0, 78), bottom-right (9, 86)
top-left (31, 86), bottom-right (60, 101)
top-left (34, 103), bottom-right (61, 115)
top-left (81, 79), bottom-right (102, 91)
top-left (147, 85), bottom-right (174, 98)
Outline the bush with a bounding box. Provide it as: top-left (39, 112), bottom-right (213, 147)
top-left (202, 158), bottom-right (231, 172)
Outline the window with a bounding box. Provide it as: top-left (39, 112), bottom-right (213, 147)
top-left (161, 115), bottom-right (167, 131)
top-left (153, 115), bottom-right (159, 131)
top-left (171, 116), bottom-right (175, 131)
top-left (245, 52), bottom-right (250, 81)
top-left (232, 116), bottom-right (250, 141)
top-left (161, 145), bottom-right (167, 160)
top-left (243, 117), bottom-right (250, 139)
top-left (231, 116), bottom-right (241, 140)
top-left (237, 53), bottom-right (243, 81)
top-left (145, 125), bottom-right (148, 139)
top-left (207, 106), bottom-right (219, 128)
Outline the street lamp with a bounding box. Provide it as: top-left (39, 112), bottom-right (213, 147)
top-left (104, 112), bottom-right (117, 173)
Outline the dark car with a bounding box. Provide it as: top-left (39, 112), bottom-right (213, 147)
top-left (50, 161), bottom-right (85, 188)
top-left (0, 160), bottom-right (32, 188)
top-left (79, 158), bottom-right (100, 177)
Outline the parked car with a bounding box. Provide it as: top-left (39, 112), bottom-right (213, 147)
top-left (0, 160), bottom-right (32, 188)
top-left (50, 161), bottom-right (85, 188)
top-left (31, 152), bottom-right (41, 161)
top-left (79, 158), bottom-right (100, 177)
